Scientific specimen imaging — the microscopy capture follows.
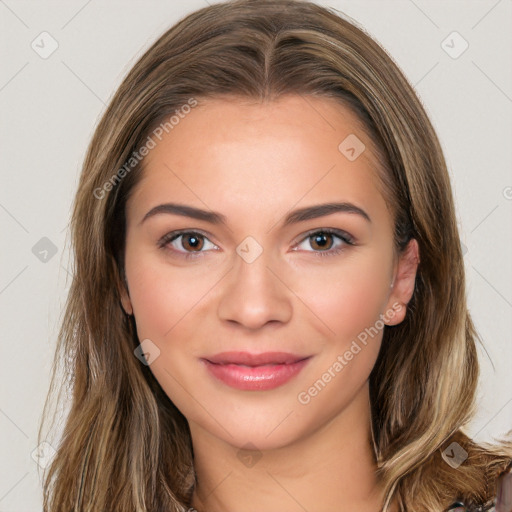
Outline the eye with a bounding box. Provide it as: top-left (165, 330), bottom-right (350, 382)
top-left (158, 228), bottom-right (355, 260)
top-left (293, 229), bottom-right (355, 257)
top-left (158, 230), bottom-right (218, 259)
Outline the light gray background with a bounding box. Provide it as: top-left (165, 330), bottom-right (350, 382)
top-left (1, 1), bottom-right (511, 509)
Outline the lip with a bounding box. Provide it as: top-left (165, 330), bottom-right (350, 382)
top-left (201, 351), bottom-right (312, 391)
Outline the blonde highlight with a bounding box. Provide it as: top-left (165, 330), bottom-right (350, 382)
top-left (38, 1), bottom-right (512, 511)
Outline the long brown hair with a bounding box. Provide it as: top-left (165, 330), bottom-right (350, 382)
top-left (38, 1), bottom-right (512, 511)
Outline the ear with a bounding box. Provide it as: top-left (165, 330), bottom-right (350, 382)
top-left (117, 269), bottom-right (133, 316)
top-left (383, 238), bottom-right (420, 326)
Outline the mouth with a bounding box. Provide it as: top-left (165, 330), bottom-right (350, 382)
top-left (201, 351), bottom-right (312, 391)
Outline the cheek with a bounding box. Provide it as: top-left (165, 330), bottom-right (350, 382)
top-left (288, 255), bottom-right (391, 427)
top-left (125, 246), bottom-right (220, 341)
top-left (290, 250), bottom-right (393, 344)
top-left (125, 254), bottom-right (215, 414)
top-left (128, 264), bottom-right (178, 338)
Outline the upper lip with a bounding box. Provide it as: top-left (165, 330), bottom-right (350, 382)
top-left (204, 351), bottom-right (311, 366)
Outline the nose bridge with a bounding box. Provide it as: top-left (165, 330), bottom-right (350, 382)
top-left (233, 233), bottom-right (279, 296)
top-left (217, 234), bottom-right (292, 328)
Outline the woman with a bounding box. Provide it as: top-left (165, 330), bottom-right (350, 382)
top-left (38, 1), bottom-right (512, 511)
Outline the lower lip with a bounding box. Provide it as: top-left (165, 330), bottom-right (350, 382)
top-left (202, 358), bottom-right (311, 391)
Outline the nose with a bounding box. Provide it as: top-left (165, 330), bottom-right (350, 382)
top-left (217, 245), bottom-right (293, 330)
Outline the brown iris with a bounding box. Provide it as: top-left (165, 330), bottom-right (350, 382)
top-left (309, 232), bottom-right (335, 251)
top-left (181, 233), bottom-right (205, 252)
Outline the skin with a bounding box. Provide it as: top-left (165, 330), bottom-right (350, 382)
top-left (120, 95), bottom-right (419, 512)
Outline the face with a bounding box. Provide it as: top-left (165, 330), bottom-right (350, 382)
top-left (120, 94), bottom-right (419, 451)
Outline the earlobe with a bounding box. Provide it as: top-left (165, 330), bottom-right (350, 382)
top-left (117, 272), bottom-right (133, 316)
top-left (120, 292), bottom-right (133, 316)
top-left (384, 238), bottom-right (420, 326)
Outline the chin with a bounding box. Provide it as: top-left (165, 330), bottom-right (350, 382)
top-left (187, 394), bottom-right (329, 452)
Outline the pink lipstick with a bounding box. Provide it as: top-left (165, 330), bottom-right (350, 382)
top-left (201, 351), bottom-right (311, 391)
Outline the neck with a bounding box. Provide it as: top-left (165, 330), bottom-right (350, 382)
top-left (189, 382), bottom-right (393, 512)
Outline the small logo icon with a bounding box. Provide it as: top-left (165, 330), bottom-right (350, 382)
top-left (441, 442), bottom-right (468, 469)
top-left (236, 442), bottom-right (263, 468)
top-left (338, 134), bottom-right (366, 161)
top-left (31, 31), bottom-right (59, 59)
top-left (441, 31), bottom-right (469, 59)
top-left (134, 338), bottom-right (161, 365)
top-left (31, 441), bottom-right (57, 469)
top-left (236, 236), bottom-right (263, 264)
top-left (32, 237), bottom-right (58, 263)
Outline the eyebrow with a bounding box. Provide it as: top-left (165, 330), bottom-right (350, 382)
top-left (140, 201), bottom-right (371, 227)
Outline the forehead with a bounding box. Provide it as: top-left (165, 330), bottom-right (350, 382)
top-left (126, 94), bottom-right (391, 229)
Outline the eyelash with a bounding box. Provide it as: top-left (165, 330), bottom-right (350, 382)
top-left (157, 228), bottom-right (355, 260)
